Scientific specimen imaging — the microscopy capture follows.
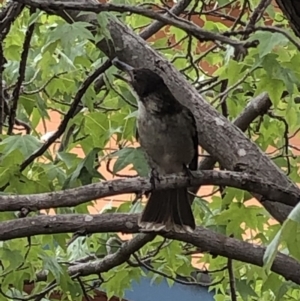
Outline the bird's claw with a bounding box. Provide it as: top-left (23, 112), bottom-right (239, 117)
top-left (150, 168), bottom-right (160, 190)
top-left (183, 164), bottom-right (194, 186)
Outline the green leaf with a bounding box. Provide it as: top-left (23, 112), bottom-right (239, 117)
top-left (0, 246), bottom-right (24, 272)
top-left (129, 200), bottom-right (144, 213)
top-left (84, 112), bottom-right (111, 147)
top-left (96, 12), bottom-right (113, 43)
top-left (63, 148), bottom-right (103, 188)
top-left (57, 152), bottom-right (79, 169)
top-left (287, 201), bottom-right (300, 223)
top-left (102, 267), bottom-right (131, 300)
top-left (251, 31), bottom-right (289, 58)
top-left (113, 147), bottom-right (149, 176)
top-left (255, 75), bottom-right (284, 107)
top-left (225, 60), bottom-right (244, 86)
top-left (0, 135), bottom-right (42, 159)
top-left (40, 253), bottom-right (63, 282)
top-left (263, 226), bottom-right (283, 272)
top-left (263, 216), bottom-right (299, 271)
top-left (45, 22), bottom-right (94, 50)
top-left (28, 10), bottom-right (43, 26)
top-left (235, 279), bottom-right (258, 301)
top-left (275, 282), bottom-right (289, 301)
top-left (262, 54), bottom-right (298, 94)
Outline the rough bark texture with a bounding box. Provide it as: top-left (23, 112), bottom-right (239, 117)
top-left (193, 92), bottom-right (271, 190)
top-left (59, 4), bottom-right (297, 223)
top-left (1, 212), bottom-right (300, 283)
top-left (0, 170), bottom-right (298, 212)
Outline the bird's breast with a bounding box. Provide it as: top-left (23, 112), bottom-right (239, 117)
top-left (137, 104), bottom-right (195, 174)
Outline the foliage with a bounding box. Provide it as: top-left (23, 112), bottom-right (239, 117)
top-left (1, 0), bottom-right (300, 300)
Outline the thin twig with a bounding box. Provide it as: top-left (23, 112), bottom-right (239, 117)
top-left (8, 8), bottom-right (36, 135)
top-left (20, 61), bottom-right (111, 171)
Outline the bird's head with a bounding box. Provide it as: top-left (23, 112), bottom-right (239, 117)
top-left (112, 58), bottom-right (183, 115)
top-left (112, 58), bottom-right (165, 97)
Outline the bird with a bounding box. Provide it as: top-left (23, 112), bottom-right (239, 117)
top-left (112, 58), bottom-right (198, 233)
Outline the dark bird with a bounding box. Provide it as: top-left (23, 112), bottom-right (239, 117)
top-left (112, 58), bottom-right (198, 233)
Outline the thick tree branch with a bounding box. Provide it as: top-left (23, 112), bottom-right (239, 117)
top-left (192, 92), bottom-right (272, 193)
top-left (0, 170), bottom-right (298, 212)
top-left (231, 92), bottom-right (271, 132)
top-left (1, 213), bottom-right (300, 285)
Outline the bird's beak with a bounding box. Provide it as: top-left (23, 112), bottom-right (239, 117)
top-left (112, 58), bottom-right (135, 82)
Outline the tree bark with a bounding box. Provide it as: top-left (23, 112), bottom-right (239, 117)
top-left (0, 170), bottom-right (298, 211)
top-left (1, 212), bottom-right (299, 284)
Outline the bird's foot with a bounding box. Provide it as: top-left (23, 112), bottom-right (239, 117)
top-left (182, 164), bottom-right (195, 186)
top-left (149, 168), bottom-right (160, 190)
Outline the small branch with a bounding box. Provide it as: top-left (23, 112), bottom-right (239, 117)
top-left (268, 111), bottom-right (290, 174)
top-left (131, 253), bottom-right (215, 287)
top-left (0, 46), bottom-right (5, 135)
top-left (23, 72), bottom-right (67, 95)
top-left (139, 0), bottom-right (192, 39)
top-left (7, 8), bottom-right (36, 135)
top-left (15, 118), bottom-right (31, 134)
top-left (212, 69), bottom-right (256, 106)
top-left (231, 0), bottom-right (249, 31)
top-left (227, 26), bottom-right (300, 51)
top-left (0, 169), bottom-right (297, 212)
top-left (19, 61), bottom-right (109, 171)
top-left (227, 258), bottom-right (237, 301)
top-left (14, 0), bottom-right (256, 51)
top-left (0, 2), bottom-right (25, 38)
top-left (68, 233), bottom-right (155, 276)
top-left (244, 0), bottom-right (272, 34)
top-left (29, 279), bottom-right (58, 301)
top-left (77, 276), bottom-right (92, 301)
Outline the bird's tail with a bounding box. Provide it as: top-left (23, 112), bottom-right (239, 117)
top-left (138, 188), bottom-right (195, 233)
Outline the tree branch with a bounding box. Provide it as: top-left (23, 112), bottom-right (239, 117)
top-left (194, 92), bottom-right (271, 173)
top-left (1, 213), bottom-right (300, 285)
top-left (68, 233), bottom-right (155, 276)
top-left (139, 0), bottom-right (193, 39)
top-left (0, 170), bottom-right (297, 212)
top-left (19, 60), bottom-right (109, 171)
top-left (14, 0), bottom-right (256, 51)
top-left (0, 2), bottom-right (24, 37)
top-left (8, 7), bottom-right (35, 135)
